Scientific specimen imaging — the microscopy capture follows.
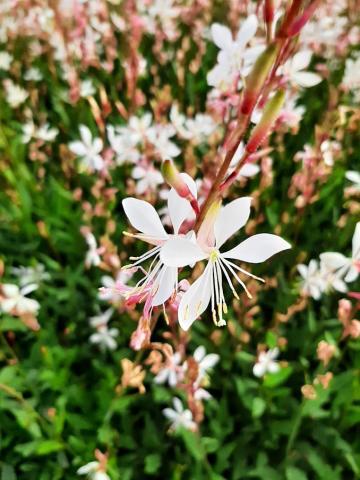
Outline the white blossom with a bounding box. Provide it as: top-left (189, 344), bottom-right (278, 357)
top-left (1, 283), bottom-right (39, 315)
top-left (69, 125), bottom-right (104, 171)
top-left (253, 348), bottom-right (280, 377)
top-left (163, 397), bottom-right (196, 431)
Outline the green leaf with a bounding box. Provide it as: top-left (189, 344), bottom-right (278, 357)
top-left (286, 466), bottom-right (308, 480)
top-left (252, 397), bottom-right (266, 418)
top-left (1, 464), bottom-right (16, 480)
top-left (144, 454), bottom-right (161, 475)
top-left (263, 367), bottom-right (293, 388)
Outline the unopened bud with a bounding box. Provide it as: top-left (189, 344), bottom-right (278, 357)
top-left (264, 0), bottom-right (275, 23)
top-left (287, 0), bottom-right (320, 37)
top-left (241, 43), bottom-right (279, 115)
top-left (162, 159), bottom-right (199, 214)
top-left (246, 89), bottom-right (285, 154)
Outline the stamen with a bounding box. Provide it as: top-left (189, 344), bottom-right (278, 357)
top-left (222, 258), bottom-right (253, 299)
top-left (225, 258), bottom-right (265, 283)
top-left (218, 257), bottom-right (240, 300)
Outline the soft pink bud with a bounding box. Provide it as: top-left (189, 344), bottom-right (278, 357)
top-left (264, 0), bottom-right (275, 23)
top-left (162, 159), bottom-right (199, 214)
top-left (246, 89), bottom-right (285, 154)
top-left (241, 43), bottom-right (279, 115)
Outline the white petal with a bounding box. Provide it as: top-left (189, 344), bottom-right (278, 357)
top-left (193, 345), bottom-right (205, 362)
top-left (297, 264), bottom-right (308, 279)
top-left (167, 173), bottom-right (197, 234)
top-left (238, 163), bottom-right (260, 177)
top-left (267, 361), bottom-right (280, 374)
top-left (122, 198), bottom-right (167, 239)
top-left (200, 353), bottom-right (219, 370)
top-left (291, 50), bottom-right (312, 72)
top-left (77, 462), bottom-right (99, 474)
top-left (214, 197), bottom-right (252, 248)
top-left (292, 71), bottom-right (322, 87)
top-left (223, 234), bottom-right (291, 263)
top-left (93, 138), bottom-right (103, 153)
top-left (253, 362), bottom-right (266, 377)
top-left (173, 397), bottom-right (183, 413)
top-left (211, 23), bottom-right (233, 50)
top-left (163, 408), bottom-right (177, 421)
top-left (2, 284), bottom-right (19, 297)
top-left (178, 266), bottom-right (212, 331)
top-left (345, 170), bottom-right (360, 185)
top-left (151, 266), bottom-right (177, 306)
top-left (236, 14), bottom-right (258, 47)
top-left (352, 222), bottom-right (360, 259)
top-left (320, 252), bottom-right (348, 270)
top-left (69, 141), bottom-right (87, 156)
top-left (160, 238), bottom-right (207, 267)
top-left (79, 125), bottom-right (92, 145)
top-left (344, 266), bottom-right (358, 283)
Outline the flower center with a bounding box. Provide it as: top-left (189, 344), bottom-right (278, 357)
top-left (209, 249), bottom-right (220, 263)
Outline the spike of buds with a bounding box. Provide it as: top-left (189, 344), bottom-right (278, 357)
top-left (241, 43), bottom-right (279, 115)
top-left (246, 89), bottom-right (285, 154)
top-left (264, 0), bottom-right (275, 41)
top-left (162, 159), bottom-right (200, 215)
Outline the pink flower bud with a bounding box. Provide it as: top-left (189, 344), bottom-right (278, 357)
top-left (241, 43), bottom-right (279, 115)
top-left (246, 89), bottom-right (285, 154)
top-left (162, 159), bottom-right (199, 214)
top-left (264, 0), bottom-right (275, 23)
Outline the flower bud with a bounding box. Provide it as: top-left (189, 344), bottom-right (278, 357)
top-left (241, 43), bottom-right (279, 115)
top-left (246, 89), bottom-right (285, 154)
top-left (162, 159), bottom-right (199, 214)
top-left (264, 0), bottom-right (275, 23)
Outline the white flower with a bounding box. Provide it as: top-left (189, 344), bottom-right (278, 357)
top-left (345, 170), bottom-right (360, 191)
top-left (170, 106), bottom-right (217, 143)
top-left (12, 264), bottom-right (49, 288)
top-left (1, 283), bottom-right (40, 315)
top-left (207, 15), bottom-right (263, 91)
top-left (253, 348), bottom-right (280, 377)
top-left (342, 54), bottom-right (360, 100)
top-left (24, 67), bottom-right (43, 81)
top-left (69, 125), bottom-right (104, 171)
top-left (147, 124), bottom-right (180, 159)
top-left (132, 165), bottom-right (163, 195)
top-left (161, 197), bottom-right (291, 330)
top-left (230, 142), bottom-right (260, 178)
top-left (297, 259), bottom-right (326, 300)
top-left (192, 345), bottom-right (219, 380)
top-left (37, 123), bottom-right (58, 142)
top-left (107, 125), bottom-right (141, 165)
top-left (99, 270), bottom-right (134, 302)
top-left (0, 51), bottom-right (12, 70)
top-left (80, 79), bottom-right (96, 98)
top-left (320, 222), bottom-right (360, 285)
top-left (77, 461), bottom-right (110, 480)
top-left (154, 352), bottom-right (183, 387)
top-left (121, 174), bottom-right (197, 314)
top-left (4, 80), bottom-right (28, 108)
top-left (89, 309), bottom-right (118, 351)
top-left (163, 397), bottom-right (196, 431)
top-left (280, 50), bottom-right (322, 88)
top-left (320, 140), bottom-right (340, 167)
top-left (85, 233), bottom-right (101, 268)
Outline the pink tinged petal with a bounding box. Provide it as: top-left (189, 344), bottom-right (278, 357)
top-left (178, 265), bottom-right (212, 330)
top-left (160, 238), bottom-right (207, 268)
top-left (223, 233), bottom-right (291, 263)
top-left (291, 50), bottom-right (312, 72)
top-left (79, 125), bottom-right (92, 146)
top-left (320, 252), bottom-right (348, 270)
top-left (151, 266), bottom-right (177, 306)
top-left (92, 155), bottom-right (104, 171)
top-left (253, 362), bottom-right (266, 377)
top-left (122, 198), bottom-right (167, 239)
top-left (292, 72), bottom-right (322, 87)
top-left (214, 197), bottom-right (252, 248)
top-left (211, 23), bottom-right (233, 50)
top-left (1, 298), bottom-right (17, 312)
top-left (352, 222), bottom-right (360, 259)
top-left (236, 14), bottom-right (258, 47)
top-left (154, 369), bottom-right (169, 384)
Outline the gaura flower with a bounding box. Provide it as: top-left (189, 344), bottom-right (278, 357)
top-left (253, 348), bottom-right (280, 378)
top-left (69, 125), bottom-right (104, 172)
top-left (0, 283), bottom-right (40, 315)
top-left (280, 50), bottom-right (322, 88)
top-left (120, 174), bottom-right (197, 317)
top-left (320, 222), bottom-right (360, 284)
top-left (297, 259), bottom-right (325, 300)
top-left (163, 397), bottom-right (196, 432)
top-left (161, 197), bottom-right (291, 330)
